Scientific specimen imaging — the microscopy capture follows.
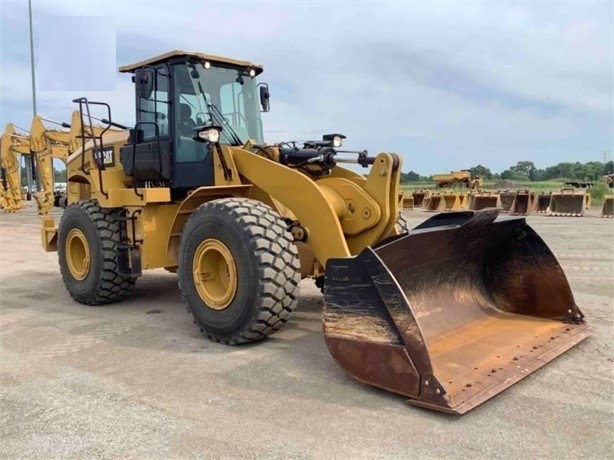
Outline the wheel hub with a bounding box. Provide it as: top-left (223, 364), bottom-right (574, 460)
top-left (193, 239), bottom-right (238, 310)
top-left (66, 228), bottom-right (90, 281)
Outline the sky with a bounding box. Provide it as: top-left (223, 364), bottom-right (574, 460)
top-left (0, 0), bottom-right (612, 175)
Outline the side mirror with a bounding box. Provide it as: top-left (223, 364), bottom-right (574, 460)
top-left (135, 68), bottom-right (154, 99)
top-left (258, 83), bottom-right (270, 112)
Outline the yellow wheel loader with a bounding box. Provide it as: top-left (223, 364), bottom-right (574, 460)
top-left (41, 51), bottom-right (589, 414)
top-left (1, 124), bottom-right (30, 212)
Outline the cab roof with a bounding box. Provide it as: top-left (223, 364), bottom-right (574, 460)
top-left (118, 50), bottom-right (263, 74)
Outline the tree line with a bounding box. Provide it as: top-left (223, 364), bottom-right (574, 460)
top-left (17, 161), bottom-right (614, 185)
top-left (402, 160), bottom-right (614, 183)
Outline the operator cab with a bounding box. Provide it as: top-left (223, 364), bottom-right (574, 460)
top-left (118, 50), bottom-right (269, 198)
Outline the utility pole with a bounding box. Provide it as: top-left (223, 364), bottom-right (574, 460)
top-left (26, 0), bottom-right (37, 197)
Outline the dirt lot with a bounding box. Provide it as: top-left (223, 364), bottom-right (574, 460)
top-left (1, 203), bottom-right (613, 458)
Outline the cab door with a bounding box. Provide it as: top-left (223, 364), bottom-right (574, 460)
top-left (170, 63), bottom-right (214, 189)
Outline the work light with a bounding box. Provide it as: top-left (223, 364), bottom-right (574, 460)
top-left (197, 126), bottom-right (222, 143)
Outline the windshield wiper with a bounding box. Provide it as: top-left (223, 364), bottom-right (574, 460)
top-left (207, 101), bottom-right (243, 147)
top-left (191, 78), bottom-right (243, 146)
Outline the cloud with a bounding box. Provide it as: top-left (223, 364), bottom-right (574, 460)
top-left (0, 0), bottom-right (611, 174)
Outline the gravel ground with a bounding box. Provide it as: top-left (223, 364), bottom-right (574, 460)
top-left (1, 202), bottom-right (612, 458)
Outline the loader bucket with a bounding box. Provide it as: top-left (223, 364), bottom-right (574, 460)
top-left (443, 193), bottom-right (461, 210)
top-left (499, 190), bottom-right (515, 212)
top-left (536, 192), bottom-right (551, 213)
top-left (426, 193), bottom-right (446, 212)
top-left (511, 190), bottom-right (535, 215)
top-left (601, 195), bottom-right (614, 218)
top-left (468, 192), bottom-right (499, 210)
top-left (402, 194), bottom-right (414, 210)
top-left (323, 209), bottom-right (589, 414)
top-left (412, 190), bottom-right (427, 208)
top-left (547, 190), bottom-right (586, 217)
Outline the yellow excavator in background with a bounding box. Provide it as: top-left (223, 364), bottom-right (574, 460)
top-left (41, 50), bottom-right (588, 414)
top-left (0, 153), bottom-right (8, 209)
top-left (29, 117), bottom-right (70, 215)
top-left (0, 124), bottom-right (31, 212)
top-left (29, 113), bottom-right (124, 215)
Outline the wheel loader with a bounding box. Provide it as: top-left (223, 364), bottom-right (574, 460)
top-left (41, 50), bottom-right (589, 414)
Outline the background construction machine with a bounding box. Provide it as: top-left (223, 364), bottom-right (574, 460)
top-left (432, 170), bottom-right (483, 189)
top-left (0, 150), bottom-right (8, 209)
top-left (29, 113), bottom-right (124, 214)
top-left (1, 124), bottom-right (31, 212)
top-left (41, 50), bottom-right (588, 414)
top-left (29, 116), bottom-right (71, 215)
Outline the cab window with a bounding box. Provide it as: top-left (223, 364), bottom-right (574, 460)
top-left (136, 66), bottom-right (170, 140)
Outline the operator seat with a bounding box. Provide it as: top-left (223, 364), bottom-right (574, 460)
top-left (179, 103), bottom-right (196, 136)
top-left (177, 103), bottom-right (201, 162)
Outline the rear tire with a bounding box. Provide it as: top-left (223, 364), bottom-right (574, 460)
top-left (58, 200), bottom-right (136, 305)
top-left (178, 198), bottom-right (301, 345)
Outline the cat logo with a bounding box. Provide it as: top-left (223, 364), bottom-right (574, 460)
top-left (94, 147), bottom-right (115, 167)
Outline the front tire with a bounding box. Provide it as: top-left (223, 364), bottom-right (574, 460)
top-left (178, 198), bottom-right (301, 345)
top-left (58, 200), bottom-right (136, 305)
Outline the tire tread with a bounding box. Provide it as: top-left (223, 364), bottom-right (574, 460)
top-left (179, 198), bottom-right (300, 345)
top-left (59, 201), bottom-right (135, 305)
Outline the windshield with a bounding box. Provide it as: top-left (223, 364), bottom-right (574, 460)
top-left (175, 61), bottom-right (264, 145)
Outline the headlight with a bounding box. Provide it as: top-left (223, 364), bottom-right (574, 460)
top-left (323, 133), bottom-right (346, 148)
top-left (198, 126), bottom-right (221, 143)
top-left (249, 68), bottom-right (256, 77)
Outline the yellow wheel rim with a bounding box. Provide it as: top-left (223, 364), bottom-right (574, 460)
top-left (193, 239), bottom-right (237, 310)
top-left (66, 228), bottom-right (90, 281)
